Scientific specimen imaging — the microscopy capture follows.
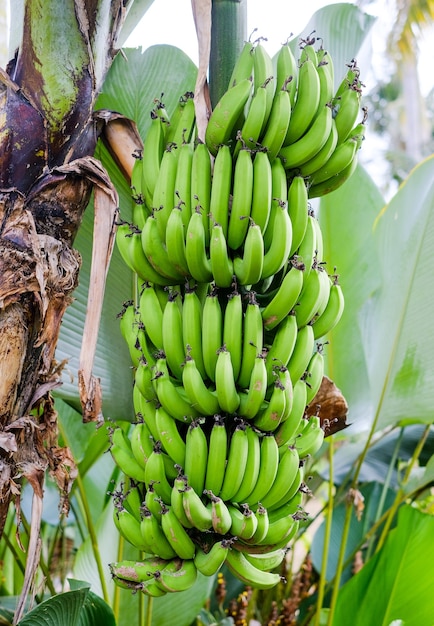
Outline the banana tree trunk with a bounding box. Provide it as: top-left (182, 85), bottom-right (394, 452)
top-left (0, 0), bottom-right (125, 547)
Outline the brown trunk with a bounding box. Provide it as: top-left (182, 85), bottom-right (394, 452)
top-left (0, 0), bottom-right (127, 548)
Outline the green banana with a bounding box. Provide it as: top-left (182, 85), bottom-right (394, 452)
top-left (264, 313), bottom-right (298, 385)
top-left (168, 93), bottom-right (196, 147)
top-left (182, 485), bottom-right (213, 532)
top-left (261, 260), bottom-right (305, 330)
top-left (173, 141), bottom-right (194, 228)
top-left (288, 176), bottom-right (309, 256)
top-left (140, 505), bottom-right (177, 559)
top-left (130, 419), bottom-right (154, 470)
top-left (209, 144), bottom-right (232, 236)
top-left (238, 354), bottom-right (268, 419)
top-left (312, 278), bottom-right (345, 339)
top-left (333, 83), bottom-right (362, 144)
top-left (234, 84), bottom-right (268, 153)
top-left (134, 357), bottom-right (158, 402)
top-left (223, 287), bottom-right (243, 382)
top-left (253, 42), bottom-right (276, 135)
top-left (152, 144), bottom-right (178, 239)
top-left (308, 152), bottom-right (359, 198)
top-left (133, 386), bottom-right (159, 441)
top-left (227, 147), bottom-right (254, 250)
top-left (161, 290), bottom-right (186, 380)
top-left (228, 503), bottom-right (258, 540)
top-left (165, 91), bottom-right (193, 145)
top-left (228, 40), bottom-right (254, 88)
top-left (204, 416), bottom-right (228, 497)
top-left (110, 427), bottom-right (148, 484)
top-left (244, 433), bottom-right (280, 507)
top-left (316, 47), bottom-right (335, 109)
top-left (155, 405), bottom-right (186, 468)
top-left (248, 503), bottom-right (270, 544)
top-left (275, 379), bottom-right (307, 448)
top-left (160, 503), bottom-right (196, 560)
top-left (260, 446), bottom-right (300, 510)
top-left (252, 377), bottom-right (287, 432)
top-left (215, 345), bottom-right (241, 414)
top-left (201, 286), bottom-right (223, 382)
top-left (153, 359), bottom-right (199, 422)
top-left (295, 214), bottom-right (317, 278)
top-left (185, 207), bottom-right (213, 283)
top-left (181, 354), bottom-right (220, 416)
top-left (109, 556), bottom-right (170, 584)
top-left (144, 440), bottom-right (173, 504)
top-left (286, 323), bottom-right (315, 384)
top-left (231, 423), bottom-right (261, 504)
top-left (304, 349), bottom-right (324, 405)
top-left (210, 221), bottom-right (234, 288)
top-left (165, 205), bottom-right (190, 277)
top-left (138, 283), bottom-right (164, 349)
top-left (182, 285), bottom-right (206, 379)
top-left (279, 103), bottom-right (333, 169)
top-left (260, 87), bottom-right (292, 161)
top-left (263, 156), bottom-right (287, 249)
top-left (275, 40), bottom-right (298, 106)
top-left (294, 414), bottom-right (325, 458)
top-left (243, 547), bottom-right (287, 572)
top-left (297, 118), bottom-right (338, 178)
top-left (225, 549), bottom-right (282, 589)
top-left (184, 419), bottom-right (208, 496)
top-left (219, 422), bottom-right (249, 502)
top-left (294, 263), bottom-right (331, 329)
top-left (283, 57), bottom-right (321, 145)
top-left (205, 78), bottom-right (253, 156)
top-left (309, 133), bottom-right (359, 185)
top-left (261, 199), bottom-right (292, 280)
top-left (170, 471), bottom-right (193, 529)
top-left (141, 213), bottom-right (185, 282)
top-left (114, 507), bottom-right (149, 551)
top-left (141, 110), bottom-right (166, 207)
top-left (250, 149), bottom-right (273, 233)
top-left (233, 219), bottom-right (264, 286)
top-left (205, 491), bottom-right (233, 535)
top-left (237, 292), bottom-right (264, 389)
top-left (194, 539), bottom-right (231, 577)
top-left (190, 141), bottom-right (212, 244)
top-left (153, 558), bottom-right (198, 594)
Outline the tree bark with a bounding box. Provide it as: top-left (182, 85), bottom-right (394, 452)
top-left (0, 0), bottom-right (126, 543)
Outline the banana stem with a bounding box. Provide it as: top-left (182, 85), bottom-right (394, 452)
top-left (145, 596), bottom-right (154, 626)
top-left (365, 427), bottom-right (403, 561)
top-left (112, 534), bottom-right (124, 620)
top-left (75, 472), bottom-right (110, 604)
top-left (314, 437), bottom-right (335, 626)
top-left (376, 423), bottom-right (431, 553)
top-left (209, 0), bottom-right (248, 107)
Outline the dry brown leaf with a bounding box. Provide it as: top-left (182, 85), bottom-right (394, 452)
top-left (306, 375), bottom-right (349, 437)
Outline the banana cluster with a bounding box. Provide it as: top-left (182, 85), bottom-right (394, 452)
top-left (111, 34), bottom-right (352, 596)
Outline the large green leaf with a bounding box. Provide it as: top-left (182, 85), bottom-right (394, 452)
top-left (361, 155), bottom-right (434, 430)
top-left (55, 45), bottom-right (197, 420)
top-left (333, 505), bottom-right (434, 625)
top-left (319, 164), bottom-right (384, 427)
top-left (17, 584), bottom-right (89, 625)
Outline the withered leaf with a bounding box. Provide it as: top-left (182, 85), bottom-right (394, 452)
top-left (306, 375), bottom-right (349, 437)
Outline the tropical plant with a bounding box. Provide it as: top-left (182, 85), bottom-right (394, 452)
top-left (0, 2), bottom-right (433, 626)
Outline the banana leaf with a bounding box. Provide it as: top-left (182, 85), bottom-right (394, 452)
top-left (360, 155), bottom-right (434, 430)
top-left (333, 505), bottom-right (434, 625)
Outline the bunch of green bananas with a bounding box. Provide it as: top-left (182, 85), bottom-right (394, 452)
top-left (110, 34), bottom-right (358, 596)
